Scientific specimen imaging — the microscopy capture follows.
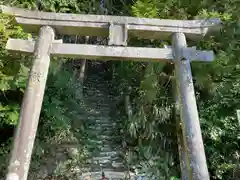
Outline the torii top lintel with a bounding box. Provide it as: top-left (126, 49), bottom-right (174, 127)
top-left (0, 5), bottom-right (221, 41)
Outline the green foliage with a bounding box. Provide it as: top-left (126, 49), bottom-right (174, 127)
top-left (0, 11), bottom-right (31, 176)
top-left (0, 103), bottom-right (19, 126)
top-left (0, 0), bottom-right (239, 179)
top-left (39, 66), bottom-right (82, 143)
top-left (0, 13), bottom-right (30, 127)
top-left (193, 7), bottom-right (240, 179)
top-left (132, 0), bottom-right (159, 18)
top-left (115, 62), bottom-right (177, 178)
top-left (116, 0), bottom-right (240, 179)
top-left (0, 1), bottom-right (87, 176)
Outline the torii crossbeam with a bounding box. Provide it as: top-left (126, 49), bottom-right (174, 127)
top-left (1, 5), bottom-right (221, 180)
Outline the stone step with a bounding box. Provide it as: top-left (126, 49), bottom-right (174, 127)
top-left (88, 125), bottom-right (110, 131)
top-left (92, 156), bottom-right (118, 162)
top-left (88, 122), bottom-right (117, 128)
top-left (83, 88), bottom-right (108, 93)
top-left (88, 129), bottom-right (114, 136)
top-left (92, 156), bottom-right (112, 164)
top-left (83, 91), bottom-right (114, 98)
top-left (99, 151), bottom-right (119, 157)
top-left (83, 93), bottom-right (109, 97)
top-left (83, 79), bottom-right (106, 83)
top-left (85, 162), bottom-right (127, 172)
top-left (86, 123), bottom-right (112, 128)
top-left (85, 116), bottom-right (111, 121)
top-left (88, 134), bottom-right (115, 141)
top-left (83, 81), bottom-right (109, 86)
top-left (87, 128), bottom-right (117, 134)
top-left (86, 120), bottom-right (118, 126)
top-left (83, 106), bottom-right (114, 111)
top-left (83, 100), bottom-right (112, 105)
top-left (87, 124), bottom-right (118, 130)
top-left (83, 99), bottom-right (115, 105)
top-left (84, 97), bottom-right (116, 102)
top-left (83, 93), bottom-right (114, 99)
top-left (92, 153), bottom-right (122, 160)
top-left (84, 98), bottom-right (107, 101)
top-left (82, 120), bottom-right (112, 126)
top-left (84, 77), bottom-right (108, 81)
top-left (80, 169), bottom-right (136, 180)
top-left (83, 79), bottom-right (107, 83)
top-left (87, 139), bottom-right (104, 145)
top-left (83, 90), bottom-right (114, 96)
top-left (87, 129), bottom-right (114, 136)
top-left (97, 135), bottom-right (122, 140)
top-left (89, 167), bottom-right (127, 174)
top-left (84, 101), bottom-right (114, 106)
top-left (83, 95), bottom-right (111, 100)
top-left (83, 106), bottom-right (112, 112)
top-left (86, 114), bottom-right (111, 119)
top-left (112, 161), bottom-right (125, 169)
top-left (83, 162), bottom-right (125, 174)
top-left (87, 137), bottom-right (121, 147)
top-left (87, 107), bottom-right (111, 112)
top-left (86, 144), bottom-right (113, 152)
top-left (79, 77), bottom-right (127, 178)
top-left (98, 145), bottom-right (114, 152)
top-left (84, 100), bottom-right (113, 105)
top-left (84, 102), bottom-right (114, 107)
top-left (84, 98), bottom-right (112, 102)
top-left (84, 156), bottom-right (124, 169)
top-left (84, 90), bottom-right (114, 95)
top-left (83, 89), bottom-right (109, 94)
top-left (79, 110), bottom-right (110, 117)
top-left (80, 171), bottom-right (134, 180)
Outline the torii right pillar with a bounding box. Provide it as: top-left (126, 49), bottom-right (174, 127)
top-left (172, 32), bottom-right (209, 180)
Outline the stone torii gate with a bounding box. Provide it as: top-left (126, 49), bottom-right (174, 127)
top-left (1, 5), bottom-right (221, 180)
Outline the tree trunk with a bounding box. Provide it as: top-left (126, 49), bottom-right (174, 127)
top-left (79, 36), bottom-right (89, 85)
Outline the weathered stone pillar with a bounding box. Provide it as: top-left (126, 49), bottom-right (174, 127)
top-left (172, 32), bottom-right (209, 180)
top-left (172, 78), bottom-right (190, 180)
top-left (6, 26), bottom-right (55, 180)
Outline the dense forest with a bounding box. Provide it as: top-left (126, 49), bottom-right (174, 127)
top-left (0, 0), bottom-right (239, 179)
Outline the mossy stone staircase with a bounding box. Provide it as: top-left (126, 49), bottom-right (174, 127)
top-left (79, 67), bottom-right (134, 179)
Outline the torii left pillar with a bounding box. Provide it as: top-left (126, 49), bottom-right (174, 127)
top-left (6, 26), bottom-right (55, 180)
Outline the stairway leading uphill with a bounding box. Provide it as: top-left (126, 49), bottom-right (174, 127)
top-left (80, 65), bottom-right (132, 180)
